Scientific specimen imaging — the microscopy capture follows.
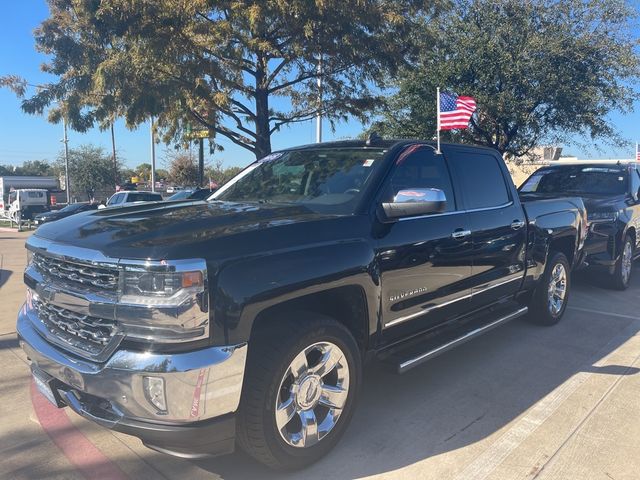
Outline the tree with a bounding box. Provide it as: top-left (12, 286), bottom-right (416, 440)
top-left (135, 163), bottom-right (152, 182)
top-left (57, 145), bottom-right (117, 200)
top-left (119, 168), bottom-right (137, 184)
top-left (17, 160), bottom-right (55, 176)
top-left (167, 153), bottom-right (199, 186)
top-left (370, 0), bottom-right (640, 159)
top-left (0, 160), bottom-right (54, 176)
top-left (155, 169), bottom-right (169, 181)
top-left (205, 158), bottom-right (243, 186)
top-left (1, 0), bottom-right (439, 160)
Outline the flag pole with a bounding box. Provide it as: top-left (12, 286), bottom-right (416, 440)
top-left (436, 87), bottom-right (441, 154)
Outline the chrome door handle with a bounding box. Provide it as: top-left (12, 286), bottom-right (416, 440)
top-left (451, 229), bottom-right (471, 240)
top-left (511, 220), bottom-right (526, 230)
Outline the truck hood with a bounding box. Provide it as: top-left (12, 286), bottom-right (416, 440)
top-left (33, 200), bottom-right (353, 260)
top-left (579, 194), bottom-right (628, 212)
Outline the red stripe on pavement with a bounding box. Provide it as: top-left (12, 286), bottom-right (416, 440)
top-left (31, 380), bottom-right (129, 480)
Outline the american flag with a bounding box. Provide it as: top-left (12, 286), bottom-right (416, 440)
top-left (438, 92), bottom-right (477, 131)
top-left (636, 143), bottom-right (640, 161)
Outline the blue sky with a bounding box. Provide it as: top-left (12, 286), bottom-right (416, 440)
top-left (1, 2), bottom-right (639, 171)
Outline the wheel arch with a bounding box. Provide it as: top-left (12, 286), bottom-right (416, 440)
top-left (249, 285), bottom-right (370, 353)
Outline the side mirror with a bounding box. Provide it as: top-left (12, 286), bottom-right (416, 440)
top-left (379, 188), bottom-right (447, 222)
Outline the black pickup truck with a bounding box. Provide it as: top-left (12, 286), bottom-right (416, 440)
top-left (18, 140), bottom-right (586, 470)
top-left (520, 161), bottom-right (640, 289)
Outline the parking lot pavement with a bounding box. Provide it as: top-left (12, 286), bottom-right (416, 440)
top-left (2, 228), bottom-right (640, 479)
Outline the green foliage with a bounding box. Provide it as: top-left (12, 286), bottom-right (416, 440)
top-left (56, 145), bottom-right (117, 199)
top-left (155, 169), bottom-right (169, 181)
top-left (205, 159), bottom-right (243, 186)
top-left (119, 168), bottom-right (137, 184)
top-left (0, 160), bottom-right (55, 177)
top-left (371, 0), bottom-right (640, 158)
top-left (3, 0), bottom-right (440, 159)
top-left (135, 163), bottom-right (152, 181)
top-left (167, 152), bottom-right (199, 186)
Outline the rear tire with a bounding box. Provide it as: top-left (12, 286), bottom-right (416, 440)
top-left (236, 312), bottom-right (361, 470)
top-left (528, 252), bottom-right (571, 326)
top-left (611, 234), bottom-right (634, 291)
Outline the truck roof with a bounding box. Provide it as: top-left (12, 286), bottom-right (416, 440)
top-left (275, 139), bottom-right (501, 155)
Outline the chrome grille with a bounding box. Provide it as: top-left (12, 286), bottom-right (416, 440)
top-left (33, 252), bottom-right (119, 291)
top-left (33, 299), bottom-right (119, 357)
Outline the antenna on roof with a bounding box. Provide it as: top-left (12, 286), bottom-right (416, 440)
top-left (366, 132), bottom-right (381, 146)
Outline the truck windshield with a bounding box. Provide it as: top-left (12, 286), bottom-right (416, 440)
top-left (521, 166), bottom-right (628, 195)
top-left (213, 147), bottom-right (387, 214)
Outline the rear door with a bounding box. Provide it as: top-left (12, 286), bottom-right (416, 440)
top-left (377, 145), bottom-right (474, 341)
top-left (447, 147), bottom-right (527, 307)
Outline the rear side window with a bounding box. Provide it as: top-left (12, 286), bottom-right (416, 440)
top-left (450, 152), bottom-right (510, 209)
top-left (631, 167), bottom-right (640, 196)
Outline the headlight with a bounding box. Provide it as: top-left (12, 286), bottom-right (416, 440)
top-left (121, 267), bottom-right (204, 306)
top-left (117, 258), bottom-right (210, 345)
top-left (587, 211), bottom-right (619, 223)
top-left (26, 249), bottom-right (34, 267)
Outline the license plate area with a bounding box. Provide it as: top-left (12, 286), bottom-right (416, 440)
top-left (32, 367), bottom-right (65, 408)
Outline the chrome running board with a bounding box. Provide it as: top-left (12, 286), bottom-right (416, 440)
top-left (396, 306), bottom-right (528, 374)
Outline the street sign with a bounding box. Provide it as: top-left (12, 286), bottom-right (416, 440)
top-left (187, 129), bottom-right (210, 140)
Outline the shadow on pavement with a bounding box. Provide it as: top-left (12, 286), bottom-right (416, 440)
top-left (0, 269), bottom-right (11, 290)
top-left (0, 335), bottom-right (19, 350)
top-left (192, 277), bottom-right (640, 479)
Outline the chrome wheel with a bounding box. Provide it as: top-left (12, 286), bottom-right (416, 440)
top-left (547, 262), bottom-right (567, 316)
top-left (622, 240), bottom-right (633, 285)
top-left (275, 341), bottom-right (350, 448)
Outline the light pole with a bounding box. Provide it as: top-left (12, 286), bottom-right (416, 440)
top-left (150, 117), bottom-right (156, 192)
top-left (111, 122), bottom-right (118, 190)
top-left (62, 116), bottom-right (71, 203)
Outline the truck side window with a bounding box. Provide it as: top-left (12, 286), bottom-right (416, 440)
top-left (386, 147), bottom-right (456, 212)
top-left (631, 167), bottom-right (640, 197)
top-left (451, 153), bottom-right (510, 209)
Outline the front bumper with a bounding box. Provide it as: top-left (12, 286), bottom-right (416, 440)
top-left (18, 308), bottom-right (247, 458)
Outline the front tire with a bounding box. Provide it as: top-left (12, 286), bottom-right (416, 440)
top-left (236, 312), bottom-right (361, 470)
top-left (611, 234), bottom-right (634, 290)
top-left (528, 252), bottom-right (571, 326)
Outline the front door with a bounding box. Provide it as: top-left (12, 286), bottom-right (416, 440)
top-left (376, 145), bottom-right (474, 342)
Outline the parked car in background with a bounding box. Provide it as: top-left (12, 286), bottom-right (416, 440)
top-left (99, 191), bottom-right (163, 209)
top-left (5, 189), bottom-right (49, 222)
top-left (34, 202), bottom-right (98, 225)
top-left (520, 161), bottom-right (640, 289)
top-left (19, 139), bottom-right (587, 470)
top-left (167, 187), bottom-right (214, 201)
top-left (166, 186), bottom-right (183, 194)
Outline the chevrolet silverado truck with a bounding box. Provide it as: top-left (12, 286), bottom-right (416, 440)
top-left (18, 139), bottom-right (586, 470)
top-left (520, 161), bottom-right (640, 290)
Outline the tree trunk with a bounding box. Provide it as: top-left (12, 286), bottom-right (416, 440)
top-left (254, 59), bottom-right (272, 160)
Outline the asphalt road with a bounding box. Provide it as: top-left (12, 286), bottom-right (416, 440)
top-left (2, 228), bottom-right (640, 479)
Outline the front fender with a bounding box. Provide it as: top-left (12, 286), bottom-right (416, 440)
top-left (212, 240), bottom-right (379, 345)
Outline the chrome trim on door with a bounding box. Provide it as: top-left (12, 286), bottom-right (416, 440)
top-left (471, 275), bottom-right (524, 294)
top-left (384, 276), bottom-right (524, 329)
top-left (396, 201), bottom-right (514, 222)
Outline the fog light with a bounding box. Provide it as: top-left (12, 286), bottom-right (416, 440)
top-left (143, 376), bottom-right (167, 413)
